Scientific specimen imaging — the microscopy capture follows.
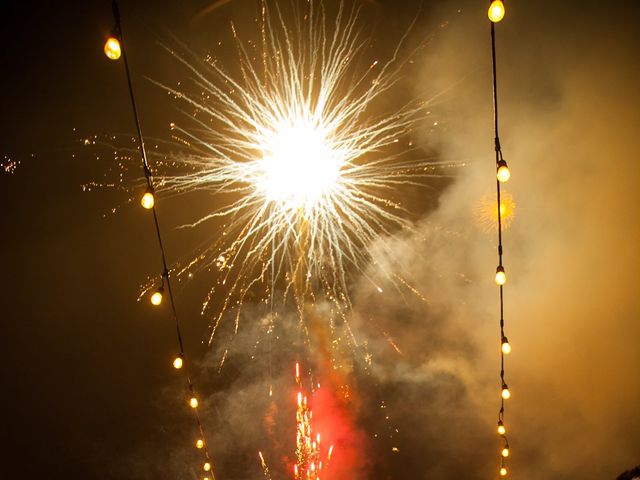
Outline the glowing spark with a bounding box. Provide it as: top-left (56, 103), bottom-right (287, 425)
top-left (259, 451), bottom-right (272, 480)
top-left (260, 363), bottom-right (334, 479)
top-left (294, 364), bottom-right (333, 480)
top-left (150, 1), bottom-right (450, 340)
top-left (474, 190), bottom-right (516, 233)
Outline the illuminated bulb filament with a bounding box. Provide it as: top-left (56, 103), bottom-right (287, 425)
top-left (502, 447), bottom-right (510, 457)
top-left (203, 462), bottom-right (211, 472)
top-left (498, 422), bottom-right (506, 436)
top-left (196, 439), bottom-right (204, 449)
top-left (189, 397), bottom-right (199, 408)
top-left (500, 466), bottom-right (508, 476)
top-left (495, 266), bottom-right (506, 286)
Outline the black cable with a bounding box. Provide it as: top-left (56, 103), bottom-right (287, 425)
top-left (110, 1), bottom-right (216, 477)
top-left (491, 9), bottom-right (510, 477)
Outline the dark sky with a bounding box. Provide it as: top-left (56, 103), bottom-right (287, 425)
top-left (1, 1), bottom-right (639, 479)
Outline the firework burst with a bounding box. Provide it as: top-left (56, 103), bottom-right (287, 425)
top-left (147, 0), bottom-right (450, 342)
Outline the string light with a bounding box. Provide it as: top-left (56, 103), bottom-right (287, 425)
top-left (106, 1), bottom-right (216, 478)
top-left (497, 420), bottom-right (506, 436)
top-left (173, 355), bottom-right (183, 369)
top-left (104, 36), bottom-right (121, 60)
top-left (488, 0), bottom-right (506, 23)
top-left (501, 336), bottom-right (511, 354)
top-left (501, 384), bottom-right (511, 399)
top-left (141, 187), bottom-right (155, 209)
top-left (497, 159), bottom-right (511, 183)
top-left (489, 1), bottom-right (514, 476)
top-left (150, 286), bottom-right (163, 306)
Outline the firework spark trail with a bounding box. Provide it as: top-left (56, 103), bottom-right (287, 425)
top-left (259, 362), bottom-right (334, 479)
top-left (295, 362), bottom-right (332, 480)
top-left (148, 0), bottom-right (455, 344)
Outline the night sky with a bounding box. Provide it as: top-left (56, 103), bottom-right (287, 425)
top-left (1, 1), bottom-right (639, 479)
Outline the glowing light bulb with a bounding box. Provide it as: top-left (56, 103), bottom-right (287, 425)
top-left (173, 356), bottom-right (183, 369)
top-left (488, 0), bottom-right (506, 23)
top-left (495, 266), bottom-right (506, 285)
top-left (196, 439), bottom-right (204, 449)
top-left (104, 36), bottom-right (121, 60)
top-left (501, 336), bottom-right (512, 354)
top-left (497, 159), bottom-right (510, 183)
top-left (189, 397), bottom-right (199, 408)
top-left (502, 447), bottom-right (510, 457)
top-left (203, 462), bottom-right (211, 472)
top-left (141, 189), bottom-right (155, 209)
top-left (500, 466), bottom-right (508, 476)
top-left (501, 383), bottom-right (511, 399)
top-left (150, 287), bottom-right (163, 306)
top-left (497, 420), bottom-right (506, 435)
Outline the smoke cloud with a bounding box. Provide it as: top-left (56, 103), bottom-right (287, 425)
top-left (121, 1), bottom-right (639, 478)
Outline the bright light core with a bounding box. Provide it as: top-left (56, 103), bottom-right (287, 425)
top-left (258, 119), bottom-right (342, 210)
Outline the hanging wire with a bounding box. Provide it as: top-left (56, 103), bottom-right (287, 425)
top-left (488, 1), bottom-right (511, 477)
top-left (108, 1), bottom-right (216, 477)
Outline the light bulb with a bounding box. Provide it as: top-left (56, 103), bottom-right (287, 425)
top-left (497, 159), bottom-right (510, 183)
top-left (150, 287), bottom-right (163, 306)
top-left (501, 383), bottom-right (511, 399)
top-left (502, 447), bottom-right (510, 457)
top-left (500, 466), bottom-right (508, 476)
top-left (495, 266), bottom-right (506, 285)
top-left (488, 0), bottom-right (506, 23)
top-left (497, 420), bottom-right (506, 435)
top-left (501, 336), bottom-right (512, 354)
top-left (104, 36), bottom-right (121, 60)
top-left (196, 439), bottom-right (204, 449)
top-left (173, 356), bottom-right (183, 369)
top-left (141, 189), bottom-right (155, 209)
top-left (203, 462), bottom-right (211, 472)
top-left (189, 397), bottom-right (199, 408)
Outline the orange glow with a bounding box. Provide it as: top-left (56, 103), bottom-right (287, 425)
top-left (293, 363), bottom-right (333, 479)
